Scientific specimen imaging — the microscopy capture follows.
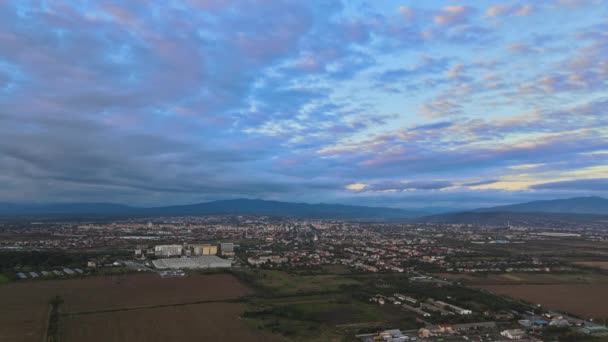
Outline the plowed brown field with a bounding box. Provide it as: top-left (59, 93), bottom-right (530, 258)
top-left (0, 273), bottom-right (283, 342)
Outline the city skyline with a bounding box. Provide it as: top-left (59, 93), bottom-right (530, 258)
top-left (1, 0), bottom-right (607, 208)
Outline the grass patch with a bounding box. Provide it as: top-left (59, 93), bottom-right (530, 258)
top-left (237, 270), bottom-right (420, 340)
top-left (0, 274), bottom-right (10, 285)
top-left (243, 291), bottom-right (419, 339)
top-left (235, 269), bottom-right (360, 296)
top-left (244, 297), bottom-right (418, 341)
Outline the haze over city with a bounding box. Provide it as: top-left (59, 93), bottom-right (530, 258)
top-left (1, 0), bottom-right (607, 208)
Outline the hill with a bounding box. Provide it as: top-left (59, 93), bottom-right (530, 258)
top-left (145, 199), bottom-right (426, 219)
top-left (418, 196), bottom-right (608, 227)
top-left (0, 203), bottom-right (135, 216)
top-left (419, 211), bottom-right (608, 227)
top-left (474, 196), bottom-right (608, 215)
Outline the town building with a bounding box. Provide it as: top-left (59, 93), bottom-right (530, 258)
top-left (220, 242), bottom-right (235, 256)
top-left (190, 244), bottom-right (218, 256)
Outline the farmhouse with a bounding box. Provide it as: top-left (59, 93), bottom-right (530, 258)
top-left (402, 303), bottom-right (432, 317)
top-left (501, 329), bottom-right (525, 340)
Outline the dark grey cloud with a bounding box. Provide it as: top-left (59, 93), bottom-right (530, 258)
top-left (0, 0), bottom-right (606, 208)
top-left (531, 178), bottom-right (608, 191)
top-left (464, 180), bottom-right (499, 187)
top-left (361, 180), bottom-right (454, 192)
top-left (412, 121), bottom-right (454, 131)
top-left (403, 181), bottom-right (453, 190)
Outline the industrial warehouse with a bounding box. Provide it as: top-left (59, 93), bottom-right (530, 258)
top-left (135, 242), bottom-right (235, 270)
top-left (152, 255), bottom-right (232, 270)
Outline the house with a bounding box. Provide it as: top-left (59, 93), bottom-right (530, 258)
top-left (501, 329), bottom-right (525, 340)
top-left (402, 304), bottom-right (431, 317)
top-left (580, 325), bottom-right (608, 337)
top-left (432, 300), bottom-right (473, 315)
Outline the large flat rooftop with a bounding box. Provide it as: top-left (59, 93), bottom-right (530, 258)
top-left (152, 256), bottom-right (232, 269)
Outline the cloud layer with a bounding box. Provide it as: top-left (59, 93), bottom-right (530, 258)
top-left (0, 0), bottom-right (607, 208)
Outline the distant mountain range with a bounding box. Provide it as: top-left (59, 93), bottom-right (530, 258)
top-left (0, 203), bottom-right (136, 216)
top-left (419, 196), bottom-right (608, 225)
top-left (0, 199), bottom-right (427, 220)
top-left (473, 196), bottom-right (608, 215)
top-left (145, 199), bottom-right (430, 220)
top-left (419, 211), bottom-right (608, 226)
top-left (0, 196), bottom-right (605, 221)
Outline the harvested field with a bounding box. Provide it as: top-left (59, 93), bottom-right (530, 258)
top-left (437, 272), bottom-right (608, 285)
top-left (476, 284), bottom-right (608, 319)
top-left (0, 273), bottom-right (261, 342)
top-left (60, 302), bottom-right (283, 342)
top-left (485, 239), bottom-right (608, 257)
top-left (573, 261), bottom-right (608, 270)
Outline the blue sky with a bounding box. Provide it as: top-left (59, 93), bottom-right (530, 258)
top-left (0, 0), bottom-right (607, 208)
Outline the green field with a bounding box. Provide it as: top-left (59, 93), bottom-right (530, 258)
top-left (234, 269), bottom-right (420, 341)
top-left (235, 269), bottom-right (360, 296)
top-left (244, 292), bottom-right (419, 341)
top-left (0, 274), bottom-right (9, 285)
top-left (233, 267), bottom-right (542, 340)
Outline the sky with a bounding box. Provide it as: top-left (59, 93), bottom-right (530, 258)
top-left (0, 0), bottom-right (607, 209)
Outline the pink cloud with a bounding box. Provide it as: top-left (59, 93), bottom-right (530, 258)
top-left (485, 5), bottom-right (533, 18)
top-left (434, 5), bottom-right (474, 26)
top-left (398, 6), bottom-right (415, 21)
